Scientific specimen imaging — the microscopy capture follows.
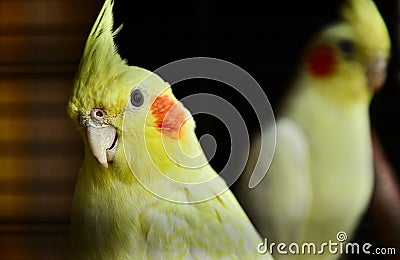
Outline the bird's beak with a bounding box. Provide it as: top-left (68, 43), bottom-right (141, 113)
top-left (86, 125), bottom-right (117, 168)
top-left (366, 57), bottom-right (388, 92)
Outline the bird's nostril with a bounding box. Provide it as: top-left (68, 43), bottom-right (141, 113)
top-left (96, 110), bottom-right (104, 118)
top-left (90, 108), bottom-right (106, 125)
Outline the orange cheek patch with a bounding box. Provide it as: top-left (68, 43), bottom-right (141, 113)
top-left (307, 45), bottom-right (337, 78)
top-left (150, 95), bottom-right (187, 139)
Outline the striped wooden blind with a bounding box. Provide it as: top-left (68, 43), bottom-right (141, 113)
top-left (0, 1), bottom-right (101, 258)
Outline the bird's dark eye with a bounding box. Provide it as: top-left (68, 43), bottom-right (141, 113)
top-left (130, 89), bottom-right (144, 107)
top-left (337, 39), bottom-right (355, 55)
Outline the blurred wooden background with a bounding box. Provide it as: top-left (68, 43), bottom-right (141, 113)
top-left (0, 0), bottom-right (398, 259)
top-left (0, 1), bottom-right (101, 258)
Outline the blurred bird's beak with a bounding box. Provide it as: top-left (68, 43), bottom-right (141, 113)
top-left (86, 125), bottom-right (117, 168)
top-left (366, 57), bottom-right (388, 92)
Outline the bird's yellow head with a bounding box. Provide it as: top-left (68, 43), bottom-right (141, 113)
top-left (301, 0), bottom-right (391, 103)
top-left (67, 0), bottom-right (196, 174)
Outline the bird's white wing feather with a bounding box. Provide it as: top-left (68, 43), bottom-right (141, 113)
top-left (238, 118), bottom-right (312, 245)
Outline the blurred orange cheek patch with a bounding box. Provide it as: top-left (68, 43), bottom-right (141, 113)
top-left (150, 95), bottom-right (187, 139)
top-left (307, 44), bottom-right (337, 77)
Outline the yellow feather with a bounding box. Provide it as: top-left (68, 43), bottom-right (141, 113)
top-left (67, 0), bottom-right (271, 259)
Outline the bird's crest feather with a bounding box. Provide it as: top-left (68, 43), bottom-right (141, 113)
top-left (67, 0), bottom-right (129, 118)
top-left (340, 0), bottom-right (391, 54)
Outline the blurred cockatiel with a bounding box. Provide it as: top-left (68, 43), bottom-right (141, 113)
top-left (67, 0), bottom-right (271, 259)
top-left (237, 0), bottom-right (390, 258)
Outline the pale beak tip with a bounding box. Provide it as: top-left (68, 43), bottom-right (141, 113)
top-left (93, 151), bottom-right (109, 168)
top-left (99, 160), bottom-right (109, 168)
top-left (86, 125), bottom-right (116, 169)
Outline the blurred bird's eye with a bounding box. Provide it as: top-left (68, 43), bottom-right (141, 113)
top-left (130, 89), bottom-right (144, 107)
top-left (337, 39), bottom-right (355, 55)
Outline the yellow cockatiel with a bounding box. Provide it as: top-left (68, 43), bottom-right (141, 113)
top-left (67, 0), bottom-right (272, 259)
top-left (237, 0), bottom-right (390, 259)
